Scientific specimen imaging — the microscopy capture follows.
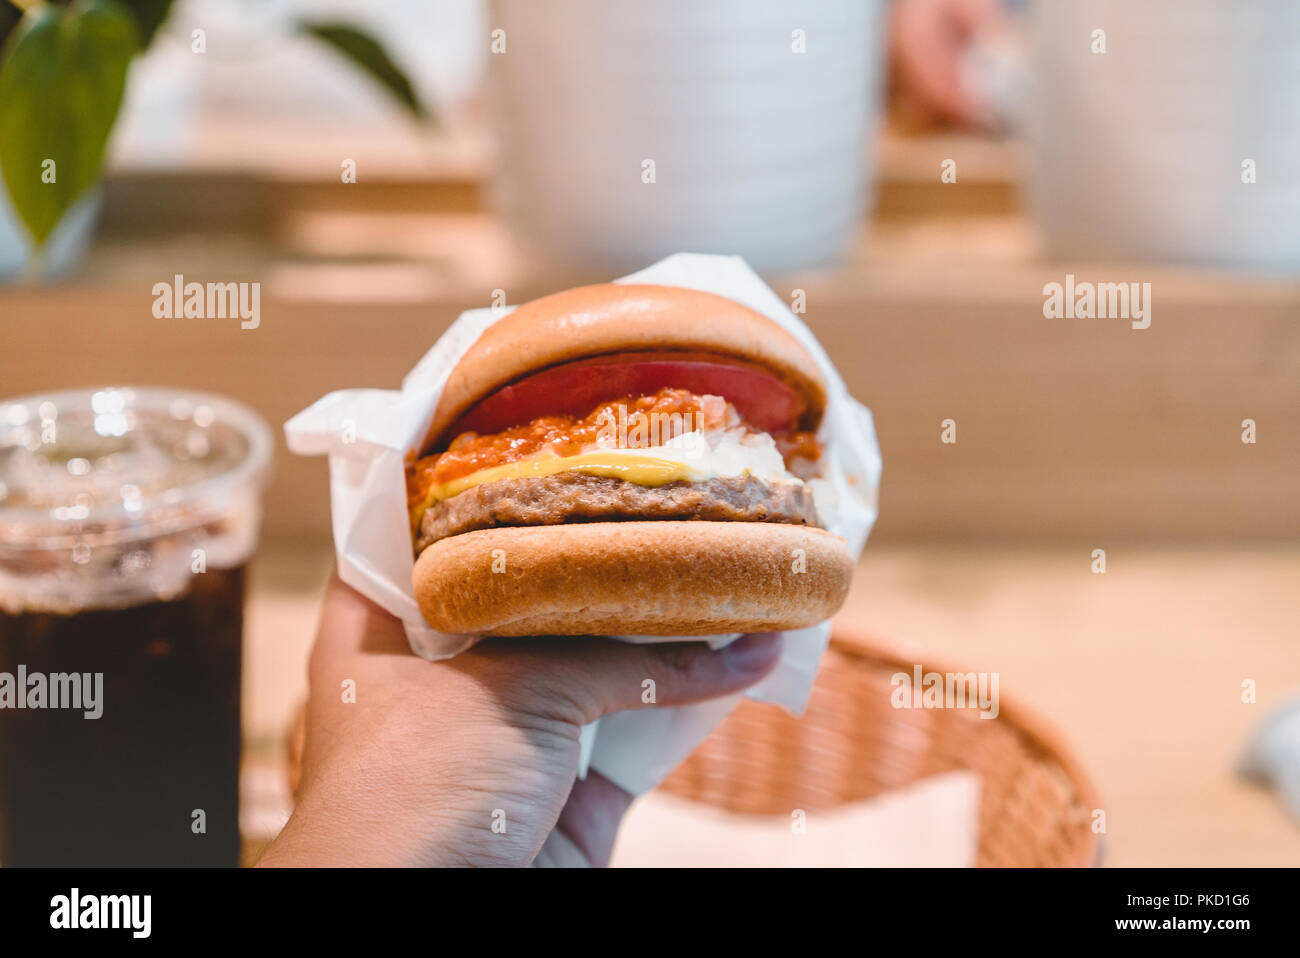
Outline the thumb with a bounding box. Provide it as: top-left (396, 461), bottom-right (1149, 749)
top-left (503, 632), bottom-right (785, 725)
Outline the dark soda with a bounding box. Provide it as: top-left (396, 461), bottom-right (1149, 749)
top-left (0, 565), bottom-right (245, 867)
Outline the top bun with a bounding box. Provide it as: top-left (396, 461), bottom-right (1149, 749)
top-left (422, 284), bottom-right (826, 453)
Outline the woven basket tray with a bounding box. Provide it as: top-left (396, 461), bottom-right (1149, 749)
top-left (285, 631), bottom-right (1101, 866)
top-left (658, 631), bottom-right (1102, 867)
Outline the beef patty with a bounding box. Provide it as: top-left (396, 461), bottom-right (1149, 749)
top-left (415, 472), bottom-right (820, 552)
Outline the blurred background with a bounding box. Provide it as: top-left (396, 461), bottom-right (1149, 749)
top-left (1, 0), bottom-right (1297, 865)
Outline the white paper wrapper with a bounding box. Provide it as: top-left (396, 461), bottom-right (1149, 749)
top-left (284, 253), bottom-right (881, 796)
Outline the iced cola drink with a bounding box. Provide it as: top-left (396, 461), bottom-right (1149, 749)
top-left (0, 388), bottom-right (271, 866)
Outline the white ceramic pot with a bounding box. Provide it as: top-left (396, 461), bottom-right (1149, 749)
top-left (487, 0), bottom-right (886, 273)
top-left (1026, 0), bottom-right (1300, 273)
top-left (0, 181), bottom-right (101, 282)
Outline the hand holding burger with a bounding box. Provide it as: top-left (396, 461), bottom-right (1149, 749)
top-left (269, 279), bottom-right (867, 866)
top-left (260, 574), bottom-right (784, 867)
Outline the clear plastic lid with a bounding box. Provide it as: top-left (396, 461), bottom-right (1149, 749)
top-left (0, 387), bottom-right (273, 613)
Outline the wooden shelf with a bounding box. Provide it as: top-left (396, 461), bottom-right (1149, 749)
top-left (6, 132), bottom-right (1298, 544)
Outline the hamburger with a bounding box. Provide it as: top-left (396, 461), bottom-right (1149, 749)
top-left (407, 283), bottom-right (854, 636)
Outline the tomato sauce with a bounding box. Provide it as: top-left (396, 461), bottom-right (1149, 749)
top-left (775, 430), bottom-right (822, 466)
top-left (406, 387), bottom-right (821, 512)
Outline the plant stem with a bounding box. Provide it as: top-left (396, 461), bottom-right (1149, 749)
top-left (23, 244), bottom-right (45, 284)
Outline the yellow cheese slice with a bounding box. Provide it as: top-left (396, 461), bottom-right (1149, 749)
top-left (412, 451), bottom-right (702, 520)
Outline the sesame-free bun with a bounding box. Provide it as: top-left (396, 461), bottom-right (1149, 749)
top-left (422, 284), bottom-right (826, 453)
top-left (412, 521), bottom-right (854, 637)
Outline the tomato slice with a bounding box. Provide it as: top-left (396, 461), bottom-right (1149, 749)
top-left (439, 351), bottom-right (807, 447)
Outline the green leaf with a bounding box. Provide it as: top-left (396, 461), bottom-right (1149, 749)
top-left (0, 0), bottom-right (139, 246)
top-left (118, 0), bottom-right (174, 47)
top-left (0, 2), bottom-right (23, 53)
top-left (298, 20), bottom-right (428, 121)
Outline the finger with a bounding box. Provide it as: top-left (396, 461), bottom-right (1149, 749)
top-left (304, 575), bottom-right (410, 749)
top-left (891, 0), bottom-right (993, 125)
top-left (311, 572), bottom-right (410, 674)
top-left (892, 12), bottom-right (972, 124)
top-left (946, 0), bottom-right (1005, 38)
top-left (483, 631), bottom-right (785, 725)
top-left (547, 771), bottom-right (635, 867)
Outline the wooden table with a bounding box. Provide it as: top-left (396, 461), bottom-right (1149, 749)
top-left (239, 540), bottom-right (1300, 867)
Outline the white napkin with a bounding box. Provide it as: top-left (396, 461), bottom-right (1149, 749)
top-left (284, 253), bottom-right (881, 796)
top-left (609, 771), bottom-right (982, 868)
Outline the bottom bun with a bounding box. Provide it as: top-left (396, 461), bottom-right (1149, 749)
top-left (412, 521), bottom-right (854, 637)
